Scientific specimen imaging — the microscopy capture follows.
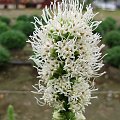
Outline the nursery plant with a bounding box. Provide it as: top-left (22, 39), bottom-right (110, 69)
top-left (29, 0), bottom-right (105, 120)
top-left (17, 15), bottom-right (29, 22)
top-left (7, 105), bottom-right (15, 120)
top-left (0, 16), bottom-right (10, 25)
top-left (12, 21), bottom-right (34, 37)
top-left (17, 15), bottom-right (46, 26)
top-left (105, 17), bottom-right (116, 30)
top-left (95, 17), bottom-right (116, 36)
top-left (104, 46), bottom-right (120, 68)
top-left (0, 21), bottom-right (9, 34)
top-left (0, 45), bottom-right (10, 67)
top-left (0, 30), bottom-right (27, 50)
top-left (104, 31), bottom-right (120, 48)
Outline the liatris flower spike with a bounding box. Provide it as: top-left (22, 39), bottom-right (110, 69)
top-left (28, 0), bottom-right (105, 120)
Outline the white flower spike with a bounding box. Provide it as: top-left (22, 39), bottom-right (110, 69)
top-left (28, 0), bottom-right (105, 120)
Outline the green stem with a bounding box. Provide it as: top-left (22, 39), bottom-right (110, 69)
top-left (53, 93), bottom-right (76, 120)
top-left (7, 105), bottom-right (15, 120)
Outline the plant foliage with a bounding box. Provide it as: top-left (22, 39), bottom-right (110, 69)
top-left (0, 21), bottom-right (9, 34)
top-left (12, 21), bottom-right (34, 36)
top-left (104, 31), bottom-right (120, 47)
top-left (0, 45), bottom-right (10, 66)
top-left (104, 46), bottom-right (120, 68)
top-left (0, 30), bottom-right (27, 50)
top-left (0, 16), bottom-right (10, 25)
top-left (7, 105), bottom-right (15, 120)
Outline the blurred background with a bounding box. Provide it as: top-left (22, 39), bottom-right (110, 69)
top-left (0, 0), bottom-right (120, 120)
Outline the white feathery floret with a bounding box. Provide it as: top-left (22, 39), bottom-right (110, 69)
top-left (28, 0), bottom-right (105, 119)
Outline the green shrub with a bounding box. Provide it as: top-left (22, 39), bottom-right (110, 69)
top-left (0, 22), bottom-right (9, 34)
top-left (105, 17), bottom-right (116, 30)
top-left (94, 17), bottom-right (116, 36)
top-left (28, 15), bottom-right (40, 22)
top-left (85, 0), bottom-right (93, 4)
top-left (0, 30), bottom-right (27, 50)
top-left (17, 14), bottom-right (45, 22)
top-left (95, 20), bottom-right (109, 36)
top-left (17, 14), bottom-right (40, 22)
top-left (0, 45), bottom-right (10, 66)
top-left (12, 21), bottom-right (34, 36)
top-left (28, 15), bottom-right (46, 25)
top-left (7, 105), bottom-right (15, 120)
top-left (104, 46), bottom-right (120, 68)
top-left (104, 31), bottom-right (120, 48)
top-left (94, 23), bottom-right (105, 36)
top-left (118, 26), bottom-right (120, 31)
top-left (0, 16), bottom-right (10, 25)
top-left (17, 15), bottom-right (29, 21)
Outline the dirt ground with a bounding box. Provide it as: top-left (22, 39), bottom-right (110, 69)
top-left (0, 65), bottom-right (120, 120)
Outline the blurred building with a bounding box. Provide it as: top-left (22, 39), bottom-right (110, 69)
top-left (0, 0), bottom-right (52, 9)
top-left (93, 0), bottom-right (120, 10)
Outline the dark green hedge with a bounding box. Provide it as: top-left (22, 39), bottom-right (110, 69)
top-left (0, 30), bottom-right (27, 50)
top-left (0, 21), bottom-right (9, 34)
top-left (12, 21), bottom-right (34, 36)
top-left (0, 45), bottom-right (10, 66)
top-left (104, 31), bottom-right (120, 48)
top-left (104, 46), bottom-right (120, 68)
top-left (0, 16), bottom-right (10, 25)
top-left (95, 17), bottom-right (116, 36)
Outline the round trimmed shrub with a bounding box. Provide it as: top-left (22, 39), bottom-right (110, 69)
top-left (95, 20), bottom-right (109, 36)
top-left (28, 15), bottom-right (39, 22)
top-left (17, 15), bottom-right (29, 22)
top-left (105, 17), bottom-right (116, 30)
top-left (12, 21), bottom-right (34, 36)
top-left (0, 30), bottom-right (27, 50)
top-left (118, 26), bottom-right (120, 31)
top-left (94, 23), bottom-right (105, 36)
top-left (0, 22), bottom-right (9, 34)
top-left (104, 31), bottom-right (120, 48)
top-left (28, 15), bottom-right (46, 25)
top-left (17, 15), bottom-right (47, 26)
top-left (17, 15), bottom-right (41, 22)
top-left (104, 46), bottom-right (120, 68)
top-left (94, 17), bottom-right (116, 36)
top-left (0, 16), bottom-right (10, 25)
top-left (0, 45), bottom-right (10, 66)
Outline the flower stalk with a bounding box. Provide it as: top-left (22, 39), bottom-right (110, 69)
top-left (28, 0), bottom-right (105, 120)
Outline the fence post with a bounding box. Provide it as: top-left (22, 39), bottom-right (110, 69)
top-left (15, 0), bottom-right (19, 9)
